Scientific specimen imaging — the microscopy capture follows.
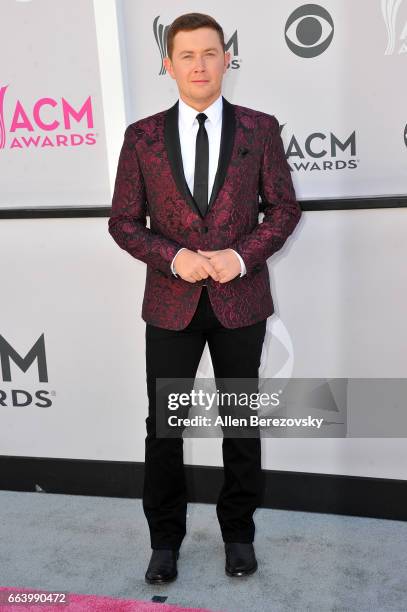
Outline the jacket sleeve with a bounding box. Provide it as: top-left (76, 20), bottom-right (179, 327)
top-left (230, 115), bottom-right (302, 278)
top-left (108, 123), bottom-right (182, 277)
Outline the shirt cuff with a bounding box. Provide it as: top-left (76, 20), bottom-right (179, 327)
top-left (230, 249), bottom-right (246, 277)
top-left (171, 247), bottom-right (187, 277)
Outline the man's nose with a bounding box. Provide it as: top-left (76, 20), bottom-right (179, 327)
top-left (193, 57), bottom-right (206, 70)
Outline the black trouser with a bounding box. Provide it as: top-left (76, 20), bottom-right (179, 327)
top-left (143, 286), bottom-right (267, 550)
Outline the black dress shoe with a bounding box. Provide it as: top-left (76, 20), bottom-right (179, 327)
top-left (145, 548), bottom-right (179, 584)
top-left (225, 542), bottom-right (258, 577)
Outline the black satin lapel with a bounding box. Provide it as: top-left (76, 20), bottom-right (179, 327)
top-left (208, 96), bottom-right (236, 211)
top-left (164, 100), bottom-right (202, 218)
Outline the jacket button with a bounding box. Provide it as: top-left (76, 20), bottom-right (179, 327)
top-left (202, 226), bottom-right (209, 233)
top-left (254, 264), bottom-right (262, 272)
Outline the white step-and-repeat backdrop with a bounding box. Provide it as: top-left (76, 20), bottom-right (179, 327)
top-left (1, 0), bottom-right (407, 479)
top-left (1, 0), bottom-right (406, 207)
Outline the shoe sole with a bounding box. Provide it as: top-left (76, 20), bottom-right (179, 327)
top-left (225, 561), bottom-right (258, 577)
top-left (145, 572), bottom-right (178, 585)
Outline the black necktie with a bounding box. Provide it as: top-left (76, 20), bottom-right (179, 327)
top-left (193, 112), bottom-right (209, 216)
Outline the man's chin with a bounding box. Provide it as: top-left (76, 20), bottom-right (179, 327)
top-left (189, 88), bottom-right (218, 101)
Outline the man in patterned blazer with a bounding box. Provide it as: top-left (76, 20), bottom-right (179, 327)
top-left (108, 12), bottom-right (301, 584)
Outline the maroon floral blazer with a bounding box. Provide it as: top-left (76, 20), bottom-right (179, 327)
top-left (108, 96), bottom-right (301, 330)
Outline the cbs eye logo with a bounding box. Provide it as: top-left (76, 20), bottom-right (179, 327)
top-left (285, 3), bottom-right (334, 58)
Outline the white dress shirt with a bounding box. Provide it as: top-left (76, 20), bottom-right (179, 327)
top-left (170, 94), bottom-right (246, 278)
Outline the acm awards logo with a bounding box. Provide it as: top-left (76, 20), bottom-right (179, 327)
top-left (0, 85), bottom-right (98, 150)
top-left (0, 334), bottom-right (53, 408)
top-left (280, 123), bottom-right (358, 172)
top-left (282, 6), bottom-right (356, 171)
top-left (285, 4), bottom-right (334, 58)
top-left (153, 16), bottom-right (241, 75)
top-left (382, 0), bottom-right (407, 54)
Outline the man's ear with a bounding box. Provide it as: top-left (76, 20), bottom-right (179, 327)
top-left (163, 56), bottom-right (174, 78)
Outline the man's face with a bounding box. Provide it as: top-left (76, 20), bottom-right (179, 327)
top-left (163, 27), bottom-right (230, 109)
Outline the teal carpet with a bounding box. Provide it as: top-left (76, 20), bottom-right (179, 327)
top-left (1, 490), bottom-right (406, 611)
